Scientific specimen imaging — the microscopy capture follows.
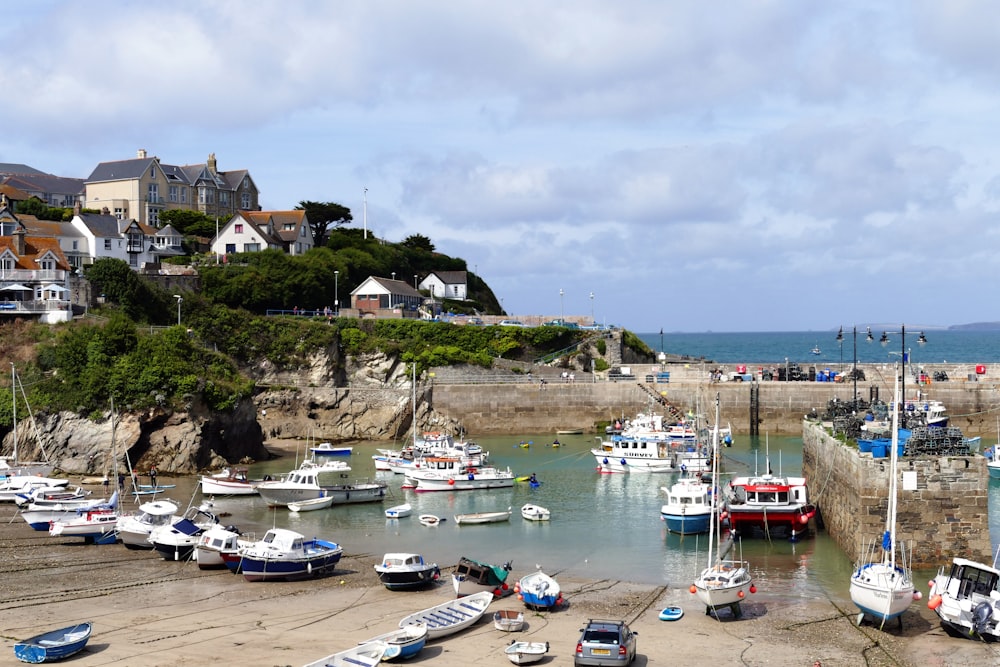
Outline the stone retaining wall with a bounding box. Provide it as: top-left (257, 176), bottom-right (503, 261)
top-left (802, 420), bottom-right (991, 568)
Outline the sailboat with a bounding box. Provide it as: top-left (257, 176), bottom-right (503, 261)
top-left (849, 370), bottom-right (916, 629)
top-left (691, 393), bottom-right (756, 618)
top-left (2, 364), bottom-right (53, 478)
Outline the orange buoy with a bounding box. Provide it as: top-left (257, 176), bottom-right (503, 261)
top-left (738, 590), bottom-right (745, 599)
top-left (448, 479), bottom-right (455, 485)
top-left (928, 579), bottom-right (935, 590)
top-left (689, 584), bottom-right (697, 594)
top-left (928, 594), bottom-right (942, 610)
top-left (799, 514), bottom-right (809, 524)
top-left (749, 585), bottom-right (757, 594)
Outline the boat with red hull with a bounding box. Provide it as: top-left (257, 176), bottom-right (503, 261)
top-left (723, 468), bottom-right (816, 540)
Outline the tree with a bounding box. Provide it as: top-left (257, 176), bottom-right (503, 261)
top-left (159, 209), bottom-right (218, 237)
top-left (402, 234), bottom-right (435, 252)
top-left (296, 201), bottom-right (353, 248)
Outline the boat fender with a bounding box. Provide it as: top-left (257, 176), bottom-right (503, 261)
top-left (749, 585), bottom-right (757, 594)
top-left (603, 458), bottom-right (609, 465)
top-left (621, 459), bottom-right (627, 466)
top-left (307, 562), bottom-right (313, 575)
top-left (468, 473), bottom-right (475, 480)
top-left (927, 594), bottom-right (942, 610)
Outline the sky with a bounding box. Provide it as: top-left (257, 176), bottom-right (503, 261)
top-left (1, 1), bottom-right (998, 333)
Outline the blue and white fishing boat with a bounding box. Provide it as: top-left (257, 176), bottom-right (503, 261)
top-left (659, 477), bottom-right (712, 534)
top-left (515, 570), bottom-right (562, 610)
top-left (309, 442), bottom-right (353, 457)
top-left (239, 527), bottom-right (343, 581)
top-left (13, 621), bottom-right (92, 664)
top-left (374, 552), bottom-right (440, 590)
top-left (358, 622), bottom-right (428, 661)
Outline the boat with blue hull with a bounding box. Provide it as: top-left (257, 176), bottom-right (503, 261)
top-left (515, 570), bottom-right (562, 610)
top-left (14, 622), bottom-right (92, 664)
top-left (239, 527), bottom-right (343, 581)
top-left (659, 477), bottom-right (712, 534)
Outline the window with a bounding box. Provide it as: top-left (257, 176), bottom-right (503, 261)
top-left (181, 187), bottom-right (187, 203)
top-left (129, 253), bottom-right (138, 267)
top-left (0, 258), bottom-right (11, 271)
top-left (241, 192), bottom-right (251, 209)
top-left (225, 243), bottom-right (235, 254)
top-left (104, 239), bottom-right (112, 251)
top-left (283, 223), bottom-right (295, 231)
top-left (72, 240), bottom-right (78, 250)
top-left (199, 187), bottom-right (207, 204)
top-left (148, 208), bottom-right (159, 226)
top-left (207, 188), bottom-right (215, 203)
top-left (244, 243), bottom-right (260, 252)
top-left (150, 166), bottom-right (155, 178)
top-left (219, 191), bottom-right (228, 205)
top-left (169, 185), bottom-right (178, 202)
top-left (234, 223), bottom-right (244, 234)
top-left (148, 183), bottom-right (159, 202)
top-left (114, 207), bottom-right (125, 220)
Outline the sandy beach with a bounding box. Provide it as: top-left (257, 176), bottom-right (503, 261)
top-left (0, 491), bottom-right (997, 667)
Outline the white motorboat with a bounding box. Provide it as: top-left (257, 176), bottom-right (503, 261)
top-left (194, 524), bottom-right (250, 570)
top-left (398, 590), bottom-right (493, 639)
top-left (199, 467), bottom-right (261, 496)
top-left (255, 459), bottom-right (352, 506)
top-left (520, 503), bottom-right (550, 521)
top-left (504, 640), bottom-right (550, 665)
top-left (115, 498), bottom-right (181, 549)
top-left (309, 442), bottom-right (353, 457)
top-left (454, 507), bottom-right (512, 525)
top-left (239, 527), bottom-right (343, 581)
top-left (384, 503), bottom-right (412, 519)
top-left (850, 372), bottom-right (917, 629)
top-left (928, 552), bottom-right (1000, 640)
top-left (49, 509), bottom-right (120, 544)
top-left (411, 464), bottom-right (515, 492)
top-left (0, 475), bottom-right (69, 503)
top-left (287, 495), bottom-right (334, 512)
top-left (149, 504), bottom-right (220, 561)
top-left (374, 552), bottom-right (440, 590)
top-left (659, 477), bottom-right (712, 535)
top-left (692, 394), bottom-right (756, 618)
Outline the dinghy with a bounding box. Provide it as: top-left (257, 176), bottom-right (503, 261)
top-left (357, 622), bottom-right (428, 661)
top-left (504, 640), bottom-right (549, 665)
top-left (14, 621), bottom-right (92, 664)
top-left (302, 641), bottom-right (386, 667)
top-left (658, 606), bottom-right (684, 621)
top-left (384, 503), bottom-right (412, 519)
top-left (493, 609), bottom-right (524, 632)
top-left (287, 495), bottom-right (334, 512)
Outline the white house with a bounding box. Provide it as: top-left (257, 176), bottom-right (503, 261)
top-left (211, 210), bottom-right (312, 257)
top-left (70, 210), bottom-right (158, 269)
top-left (419, 270), bottom-right (468, 300)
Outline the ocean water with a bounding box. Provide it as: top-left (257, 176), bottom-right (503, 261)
top-left (157, 432), bottom-right (999, 606)
top-left (639, 330), bottom-right (1000, 365)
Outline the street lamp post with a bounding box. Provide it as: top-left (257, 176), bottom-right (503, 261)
top-left (879, 325), bottom-right (927, 426)
top-left (589, 291), bottom-right (594, 325)
top-left (836, 326), bottom-right (873, 410)
top-left (334, 270), bottom-right (339, 316)
top-left (173, 294), bottom-right (182, 326)
top-left (559, 288), bottom-right (564, 322)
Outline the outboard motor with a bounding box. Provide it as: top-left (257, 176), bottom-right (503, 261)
top-left (972, 601), bottom-right (993, 637)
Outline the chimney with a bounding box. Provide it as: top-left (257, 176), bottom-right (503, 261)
top-left (13, 226), bottom-right (25, 255)
top-left (208, 152), bottom-right (217, 175)
top-left (137, 148), bottom-right (147, 159)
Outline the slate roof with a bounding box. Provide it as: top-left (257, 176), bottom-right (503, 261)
top-left (428, 270), bottom-right (467, 285)
top-left (0, 163), bottom-right (47, 176)
top-left (86, 157), bottom-right (155, 183)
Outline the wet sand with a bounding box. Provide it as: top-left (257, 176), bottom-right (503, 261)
top-left (0, 493), bottom-right (997, 667)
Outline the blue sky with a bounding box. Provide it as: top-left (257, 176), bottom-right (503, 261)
top-left (1, 2), bottom-right (998, 332)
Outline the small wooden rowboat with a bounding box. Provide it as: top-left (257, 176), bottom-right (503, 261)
top-left (493, 609), bottom-right (524, 632)
top-left (384, 503), bottom-right (412, 519)
top-left (302, 641), bottom-right (385, 667)
top-left (14, 621), bottom-right (92, 664)
top-left (454, 507), bottom-right (512, 525)
top-left (418, 514), bottom-right (443, 527)
top-left (659, 605), bottom-right (684, 621)
top-left (398, 590), bottom-right (494, 639)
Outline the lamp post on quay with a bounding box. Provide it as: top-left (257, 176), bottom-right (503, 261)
top-left (173, 294), bottom-right (182, 326)
top-left (879, 325), bottom-right (927, 426)
top-left (835, 326), bottom-right (873, 410)
top-left (334, 270), bottom-right (339, 316)
top-left (559, 288), bottom-right (564, 322)
top-left (589, 291), bottom-right (594, 325)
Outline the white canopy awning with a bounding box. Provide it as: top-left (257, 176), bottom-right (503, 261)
top-left (42, 284), bottom-right (69, 292)
top-left (0, 284), bottom-right (32, 291)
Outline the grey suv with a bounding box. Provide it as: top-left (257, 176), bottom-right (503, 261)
top-left (574, 619), bottom-right (637, 665)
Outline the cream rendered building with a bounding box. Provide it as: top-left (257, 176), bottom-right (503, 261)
top-left (84, 149), bottom-right (259, 226)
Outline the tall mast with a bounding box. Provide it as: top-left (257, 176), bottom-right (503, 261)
top-left (10, 363), bottom-right (15, 464)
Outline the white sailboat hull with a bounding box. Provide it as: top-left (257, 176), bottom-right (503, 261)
top-left (693, 562), bottom-right (753, 611)
top-left (849, 562), bottom-right (915, 623)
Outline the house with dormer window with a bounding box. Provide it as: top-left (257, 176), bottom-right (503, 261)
top-left (210, 210), bottom-right (312, 257)
top-left (70, 209), bottom-right (158, 269)
top-left (0, 199), bottom-right (73, 323)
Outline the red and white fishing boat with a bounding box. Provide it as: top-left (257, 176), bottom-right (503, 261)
top-left (199, 467), bottom-right (262, 496)
top-left (723, 450), bottom-right (816, 540)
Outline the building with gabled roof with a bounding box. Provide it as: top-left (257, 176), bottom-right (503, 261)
top-left (85, 149), bottom-right (260, 226)
top-left (0, 197), bottom-right (73, 323)
top-left (350, 276), bottom-right (422, 317)
top-left (210, 209), bottom-right (312, 257)
top-left (419, 270), bottom-right (468, 300)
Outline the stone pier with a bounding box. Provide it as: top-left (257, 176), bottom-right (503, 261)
top-left (802, 420), bottom-right (991, 567)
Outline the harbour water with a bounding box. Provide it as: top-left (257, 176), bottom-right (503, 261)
top-left (640, 329), bottom-right (1000, 364)
top-left (153, 431), bottom-right (1000, 605)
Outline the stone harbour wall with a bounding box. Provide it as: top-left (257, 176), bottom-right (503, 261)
top-left (802, 420), bottom-right (992, 568)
